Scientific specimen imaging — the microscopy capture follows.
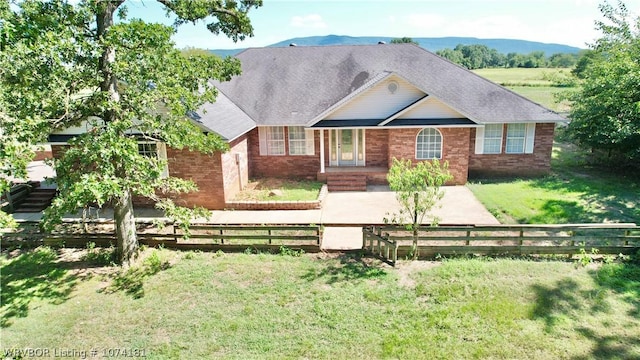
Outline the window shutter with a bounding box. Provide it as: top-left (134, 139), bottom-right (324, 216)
top-left (474, 126), bottom-right (485, 154)
top-left (525, 123), bottom-right (536, 154)
top-left (156, 142), bottom-right (169, 178)
top-left (305, 129), bottom-right (315, 155)
top-left (258, 127), bottom-right (268, 155)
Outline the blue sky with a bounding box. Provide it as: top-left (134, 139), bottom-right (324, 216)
top-left (125, 0), bottom-right (640, 50)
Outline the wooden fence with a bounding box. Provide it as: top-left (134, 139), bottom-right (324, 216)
top-left (1, 220), bottom-right (322, 253)
top-left (364, 223), bottom-right (640, 266)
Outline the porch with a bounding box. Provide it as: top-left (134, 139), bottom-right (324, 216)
top-left (317, 166), bottom-right (388, 192)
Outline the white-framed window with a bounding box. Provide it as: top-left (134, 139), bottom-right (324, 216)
top-left (138, 141), bottom-right (168, 178)
top-left (506, 124), bottom-right (526, 154)
top-left (475, 123), bottom-right (535, 155)
top-left (258, 126), bottom-right (285, 155)
top-left (416, 128), bottom-right (442, 159)
top-left (288, 126), bottom-right (317, 156)
top-left (483, 124), bottom-right (503, 154)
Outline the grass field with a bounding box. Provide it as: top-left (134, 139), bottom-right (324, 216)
top-left (2, 247), bottom-right (639, 359)
top-left (472, 68), bottom-right (574, 112)
top-left (468, 143), bottom-right (640, 224)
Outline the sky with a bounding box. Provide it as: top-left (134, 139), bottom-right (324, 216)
top-left (125, 0), bottom-right (640, 50)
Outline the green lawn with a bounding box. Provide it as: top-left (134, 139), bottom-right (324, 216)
top-left (2, 247), bottom-right (639, 359)
top-left (468, 143), bottom-right (640, 224)
top-left (506, 86), bottom-right (572, 112)
top-left (232, 178), bottom-right (323, 201)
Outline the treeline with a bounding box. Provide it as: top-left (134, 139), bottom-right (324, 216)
top-left (435, 44), bottom-right (581, 69)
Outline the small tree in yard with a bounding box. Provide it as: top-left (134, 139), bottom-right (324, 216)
top-left (385, 158), bottom-right (452, 260)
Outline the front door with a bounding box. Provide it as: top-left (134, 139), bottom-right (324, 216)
top-left (330, 129), bottom-right (365, 166)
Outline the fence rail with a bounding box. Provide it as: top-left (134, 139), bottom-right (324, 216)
top-left (1, 220), bottom-right (322, 253)
top-left (364, 224), bottom-right (640, 266)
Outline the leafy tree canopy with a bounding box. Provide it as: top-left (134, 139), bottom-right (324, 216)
top-left (0, 0), bottom-right (261, 264)
top-left (390, 37), bottom-right (419, 45)
top-left (566, 0), bottom-right (640, 164)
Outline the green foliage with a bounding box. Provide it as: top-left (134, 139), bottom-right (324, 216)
top-left (577, 243), bottom-right (599, 268)
top-left (385, 158), bottom-right (452, 259)
top-left (386, 158), bottom-right (452, 228)
top-left (278, 246), bottom-right (304, 257)
top-left (437, 44), bottom-right (505, 69)
top-left (82, 241), bottom-right (117, 266)
top-left (566, 1), bottom-right (640, 164)
top-left (0, 0), bottom-right (261, 263)
top-left (390, 37), bottom-right (418, 45)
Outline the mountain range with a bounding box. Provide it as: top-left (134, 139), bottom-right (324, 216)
top-left (209, 35), bottom-right (584, 57)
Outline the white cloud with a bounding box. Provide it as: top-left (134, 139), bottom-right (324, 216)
top-left (290, 14), bottom-right (327, 29)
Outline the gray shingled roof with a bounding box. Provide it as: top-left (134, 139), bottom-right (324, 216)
top-left (213, 44), bottom-right (565, 126)
top-left (196, 89), bottom-right (255, 141)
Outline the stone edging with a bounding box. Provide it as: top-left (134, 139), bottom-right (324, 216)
top-left (225, 184), bottom-right (328, 210)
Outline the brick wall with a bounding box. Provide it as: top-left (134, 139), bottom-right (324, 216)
top-left (248, 128), bottom-right (320, 179)
top-left (221, 135), bottom-right (249, 201)
top-left (468, 123), bottom-right (555, 178)
top-left (51, 144), bottom-right (227, 209)
top-left (364, 129), bottom-right (389, 168)
top-left (387, 128), bottom-right (470, 185)
top-left (164, 147), bottom-right (226, 209)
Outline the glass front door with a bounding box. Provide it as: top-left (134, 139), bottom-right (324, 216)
top-left (330, 129), bottom-right (364, 166)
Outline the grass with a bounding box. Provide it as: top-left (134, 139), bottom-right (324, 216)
top-left (473, 67), bottom-right (570, 86)
top-left (472, 67), bottom-right (575, 112)
top-left (505, 86), bottom-right (572, 112)
top-left (232, 178), bottom-right (323, 201)
top-left (468, 142), bottom-right (640, 224)
top-left (2, 248), bottom-right (639, 359)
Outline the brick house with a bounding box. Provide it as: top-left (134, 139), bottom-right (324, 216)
top-left (50, 44), bottom-right (565, 209)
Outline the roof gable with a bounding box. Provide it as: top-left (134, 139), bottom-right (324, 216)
top-left (323, 74), bottom-right (425, 121)
top-left (214, 44), bottom-right (565, 126)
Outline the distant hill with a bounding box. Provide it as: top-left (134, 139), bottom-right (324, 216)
top-left (209, 35), bottom-right (584, 57)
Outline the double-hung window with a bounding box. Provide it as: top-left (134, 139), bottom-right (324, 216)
top-left (259, 127), bottom-right (285, 155)
top-left (138, 141), bottom-right (169, 178)
top-left (483, 124), bottom-right (503, 154)
top-left (505, 124), bottom-right (527, 154)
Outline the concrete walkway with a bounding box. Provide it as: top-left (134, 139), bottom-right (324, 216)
top-left (11, 185), bottom-right (498, 250)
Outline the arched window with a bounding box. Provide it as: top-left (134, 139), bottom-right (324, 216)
top-left (416, 128), bottom-right (442, 159)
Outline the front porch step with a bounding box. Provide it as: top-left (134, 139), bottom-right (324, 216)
top-left (13, 188), bottom-right (56, 212)
top-left (326, 174), bottom-right (367, 192)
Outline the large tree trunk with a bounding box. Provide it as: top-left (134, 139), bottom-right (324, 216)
top-left (97, 1), bottom-right (138, 265)
top-left (114, 188), bottom-right (137, 267)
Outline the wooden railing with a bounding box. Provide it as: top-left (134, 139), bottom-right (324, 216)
top-left (1, 183), bottom-right (34, 212)
top-left (364, 224), bottom-right (640, 266)
top-left (362, 226), bottom-right (398, 266)
top-left (1, 220), bottom-right (322, 253)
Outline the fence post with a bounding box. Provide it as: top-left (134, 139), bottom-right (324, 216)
top-left (392, 240), bottom-right (398, 266)
top-left (220, 228), bottom-right (224, 244)
top-left (465, 230), bottom-right (470, 246)
top-left (268, 228), bottom-right (272, 245)
top-left (519, 229), bottom-right (524, 246)
top-left (362, 227), bottom-right (367, 250)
